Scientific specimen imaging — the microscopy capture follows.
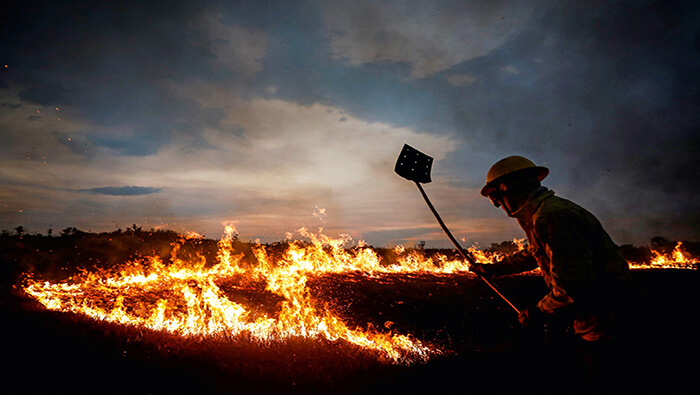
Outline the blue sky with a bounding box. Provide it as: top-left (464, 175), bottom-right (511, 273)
top-left (1, 0), bottom-right (698, 247)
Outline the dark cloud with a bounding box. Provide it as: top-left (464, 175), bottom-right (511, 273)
top-left (51, 131), bottom-right (98, 158)
top-left (1, 0), bottom-right (252, 156)
top-left (18, 84), bottom-right (70, 106)
top-left (435, 0), bottom-right (700, 242)
top-left (1, 0), bottom-right (698, 245)
top-left (81, 186), bottom-right (163, 196)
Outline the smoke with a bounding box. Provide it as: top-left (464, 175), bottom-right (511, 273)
top-left (444, 0), bottom-right (700, 243)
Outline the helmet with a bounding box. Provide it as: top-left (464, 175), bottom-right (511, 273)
top-left (480, 156), bottom-right (549, 197)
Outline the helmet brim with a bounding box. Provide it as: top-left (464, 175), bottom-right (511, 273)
top-left (480, 166), bottom-right (549, 197)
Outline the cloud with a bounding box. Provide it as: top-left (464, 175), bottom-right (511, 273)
top-left (193, 11), bottom-right (268, 76)
top-left (85, 80), bottom-right (461, 242)
top-left (2, 0), bottom-right (698, 247)
top-left (2, 52), bottom-right (464, 242)
top-left (320, 0), bottom-right (534, 78)
top-left (0, 86), bottom-right (93, 162)
top-left (2, 1), bottom-right (269, 158)
top-left (442, 0), bottom-right (700, 243)
top-left (445, 74), bottom-right (477, 86)
top-left (81, 186), bottom-right (163, 196)
top-left (499, 65), bottom-right (520, 75)
top-left (18, 85), bottom-right (69, 106)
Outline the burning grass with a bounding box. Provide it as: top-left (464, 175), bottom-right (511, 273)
top-left (21, 226), bottom-right (451, 365)
top-left (627, 241), bottom-right (698, 269)
top-left (16, 226), bottom-right (698, 360)
top-left (2, 225), bottom-right (698, 392)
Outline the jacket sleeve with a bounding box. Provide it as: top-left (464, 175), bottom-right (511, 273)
top-left (534, 211), bottom-right (595, 313)
top-left (485, 248), bottom-right (538, 277)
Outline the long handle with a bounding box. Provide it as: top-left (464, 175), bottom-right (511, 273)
top-left (415, 182), bottom-right (521, 314)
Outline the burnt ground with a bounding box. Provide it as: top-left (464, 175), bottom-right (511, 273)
top-left (0, 269), bottom-right (697, 395)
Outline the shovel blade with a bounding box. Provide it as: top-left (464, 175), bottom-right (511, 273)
top-left (395, 144), bottom-right (433, 184)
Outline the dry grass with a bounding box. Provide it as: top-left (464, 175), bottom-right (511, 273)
top-left (2, 231), bottom-right (698, 394)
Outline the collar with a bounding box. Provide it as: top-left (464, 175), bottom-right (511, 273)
top-left (509, 186), bottom-right (554, 220)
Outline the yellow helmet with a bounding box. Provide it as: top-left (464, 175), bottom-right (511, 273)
top-left (480, 156), bottom-right (549, 196)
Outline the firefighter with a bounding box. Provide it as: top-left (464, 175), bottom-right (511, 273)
top-left (471, 156), bottom-right (630, 342)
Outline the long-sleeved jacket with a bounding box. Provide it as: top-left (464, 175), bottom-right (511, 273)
top-left (488, 187), bottom-right (630, 340)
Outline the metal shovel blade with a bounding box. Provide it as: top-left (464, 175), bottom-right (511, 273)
top-left (395, 144), bottom-right (433, 184)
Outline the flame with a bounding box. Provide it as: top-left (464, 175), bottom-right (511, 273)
top-left (23, 225), bottom-right (501, 364)
top-left (629, 242), bottom-right (698, 270)
top-left (22, 226), bottom-right (694, 365)
top-left (184, 230), bottom-right (204, 239)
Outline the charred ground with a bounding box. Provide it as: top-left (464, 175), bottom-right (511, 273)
top-left (1, 229), bottom-right (698, 394)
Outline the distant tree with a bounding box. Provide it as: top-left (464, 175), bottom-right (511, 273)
top-left (485, 240), bottom-right (522, 255)
top-left (47, 228), bottom-right (53, 237)
top-left (14, 226), bottom-right (24, 236)
top-left (619, 244), bottom-right (651, 263)
top-left (682, 240), bottom-right (700, 256)
top-left (650, 236), bottom-right (675, 254)
top-left (651, 236), bottom-right (670, 247)
top-left (1, 229), bottom-right (9, 237)
top-left (60, 227), bottom-right (84, 237)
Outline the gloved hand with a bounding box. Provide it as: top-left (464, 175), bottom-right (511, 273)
top-left (518, 304), bottom-right (543, 327)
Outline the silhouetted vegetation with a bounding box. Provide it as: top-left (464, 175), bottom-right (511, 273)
top-left (0, 226), bottom-right (216, 292)
top-left (484, 239), bottom-right (522, 255)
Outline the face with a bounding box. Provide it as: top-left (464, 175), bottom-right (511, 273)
top-left (500, 193), bottom-right (520, 216)
top-left (488, 190), bottom-right (503, 208)
top-left (489, 183), bottom-right (520, 217)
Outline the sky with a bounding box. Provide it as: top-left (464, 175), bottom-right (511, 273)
top-left (1, 0), bottom-right (698, 248)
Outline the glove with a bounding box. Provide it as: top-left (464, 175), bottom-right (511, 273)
top-left (518, 304), bottom-right (543, 327)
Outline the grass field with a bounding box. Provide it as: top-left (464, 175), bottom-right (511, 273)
top-left (1, 231), bottom-right (697, 394)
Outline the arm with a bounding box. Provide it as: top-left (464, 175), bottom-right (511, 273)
top-left (484, 248), bottom-right (538, 277)
top-left (534, 211), bottom-right (595, 313)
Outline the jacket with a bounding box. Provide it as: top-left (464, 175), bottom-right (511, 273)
top-left (490, 187), bottom-right (630, 340)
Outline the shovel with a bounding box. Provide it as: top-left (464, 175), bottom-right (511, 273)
top-left (394, 144), bottom-right (520, 314)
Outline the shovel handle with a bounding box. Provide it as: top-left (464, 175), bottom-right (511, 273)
top-left (415, 182), bottom-right (476, 265)
top-left (414, 182), bottom-right (521, 315)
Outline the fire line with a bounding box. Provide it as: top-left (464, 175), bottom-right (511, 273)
top-left (22, 225), bottom-right (696, 364)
